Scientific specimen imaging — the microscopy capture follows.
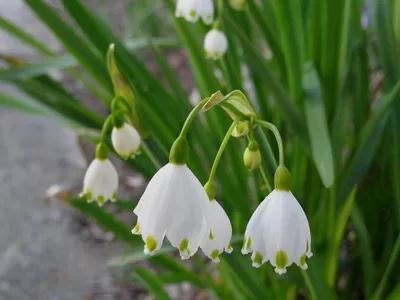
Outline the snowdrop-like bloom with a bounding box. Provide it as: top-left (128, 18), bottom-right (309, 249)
top-left (242, 166), bottom-right (312, 274)
top-left (175, 0), bottom-right (214, 25)
top-left (81, 158), bottom-right (118, 206)
top-left (200, 199), bottom-right (233, 262)
top-left (132, 163), bottom-right (209, 259)
top-left (111, 123), bottom-right (141, 159)
top-left (204, 29), bottom-right (228, 60)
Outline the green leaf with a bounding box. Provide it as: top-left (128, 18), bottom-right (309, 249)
top-left (0, 15), bottom-right (53, 55)
top-left (351, 205), bottom-right (374, 298)
top-left (274, 0), bottom-right (305, 103)
top-left (227, 16), bottom-right (308, 142)
top-left (0, 55), bottom-right (75, 81)
top-left (338, 81), bottom-right (400, 205)
top-left (0, 38), bottom-right (181, 81)
top-left (203, 90), bottom-right (256, 120)
top-left (24, 0), bottom-right (112, 92)
top-left (134, 268), bottom-right (171, 300)
top-left (67, 197), bottom-right (140, 246)
top-left (108, 245), bottom-right (175, 267)
top-left (303, 63), bottom-right (334, 187)
top-left (303, 257), bottom-right (338, 300)
top-left (371, 233), bottom-right (400, 300)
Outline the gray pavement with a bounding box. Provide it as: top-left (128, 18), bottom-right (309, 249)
top-left (0, 1), bottom-right (125, 299)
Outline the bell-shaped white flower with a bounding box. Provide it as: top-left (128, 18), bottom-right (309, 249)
top-left (242, 166), bottom-right (312, 274)
top-left (81, 158), bottom-right (118, 206)
top-left (200, 199), bottom-right (233, 263)
top-left (204, 29), bottom-right (228, 60)
top-left (175, 0), bottom-right (214, 25)
top-left (111, 123), bottom-right (141, 159)
top-left (132, 163), bottom-right (209, 259)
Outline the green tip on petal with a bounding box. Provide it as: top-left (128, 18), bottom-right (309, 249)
top-left (189, 10), bottom-right (197, 18)
top-left (97, 195), bottom-right (105, 205)
top-left (253, 252), bottom-right (263, 266)
top-left (86, 190), bottom-right (93, 201)
top-left (300, 253), bottom-right (307, 267)
top-left (209, 231), bottom-right (214, 240)
top-left (211, 249), bottom-right (220, 261)
top-left (306, 240), bottom-right (310, 252)
top-left (112, 190), bottom-right (117, 201)
top-left (246, 237), bottom-right (252, 250)
top-left (146, 236), bottom-right (157, 252)
top-left (132, 222), bottom-right (140, 234)
top-left (179, 238), bottom-right (189, 253)
top-left (276, 250), bottom-right (288, 270)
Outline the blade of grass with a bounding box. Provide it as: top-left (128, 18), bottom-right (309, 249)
top-left (133, 268), bottom-right (171, 300)
top-left (24, 0), bottom-right (112, 92)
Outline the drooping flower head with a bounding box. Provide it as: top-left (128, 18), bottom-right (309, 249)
top-left (111, 122), bottom-right (141, 159)
top-left (175, 0), bottom-right (214, 25)
top-left (81, 144), bottom-right (118, 206)
top-left (133, 162), bottom-right (209, 258)
top-left (200, 182), bottom-right (233, 262)
top-left (204, 29), bottom-right (228, 60)
top-left (242, 166), bottom-right (312, 274)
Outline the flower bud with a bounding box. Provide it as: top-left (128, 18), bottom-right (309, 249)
top-left (111, 123), bottom-right (141, 159)
top-left (204, 29), bottom-right (228, 60)
top-left (229, 0), bottom-right (247, 10)
top-left (232, 121), bottom-right (250, 138)
top-left (243, 141), bottom-right (261, 171)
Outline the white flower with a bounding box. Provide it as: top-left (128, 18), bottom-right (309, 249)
top-left (132, 163), bottom-right (209, 259)
top-left (111, 123), bottom-right (141, 159)
top-left (175, 0), bottom-right (214, 25)
top-left (204, 29), bottom-right (228, 60)
top-left (200, 199), bottom-right (233, 262)
top-left (242, 190), bottom-right (312, 274)
top-left (81, 158), bottom-right (118, 206)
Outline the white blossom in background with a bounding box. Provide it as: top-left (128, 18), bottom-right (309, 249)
top-left (111, 123), bottom-right (141, 159)
top-left (204, 29), bottom-right (228, 60)
top-left (242, 190), bottom-right (312, 274)
top-left (175, 0), bottom-right (214, 25)
top-left (132, 163), bottom-right (209, 259)
top-left (81, 158), bottom-right (118, 206)
top-left (200, 199), bottom-right (233, 262)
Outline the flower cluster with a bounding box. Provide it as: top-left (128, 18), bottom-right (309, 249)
top-left (175, 0), bottom-right (232, 60)
top-left (81, 44), bottom-right (312, 275)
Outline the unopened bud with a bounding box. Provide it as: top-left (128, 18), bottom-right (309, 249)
top-left (243, 140), bottom-right (261, 171)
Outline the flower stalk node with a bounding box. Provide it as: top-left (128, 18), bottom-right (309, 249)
top-left (274, 166), bottom-right (292, 191)
top-left (169, 137), bottom-right (189, 165)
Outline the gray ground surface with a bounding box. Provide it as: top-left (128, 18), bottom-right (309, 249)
top-left (0, 1), bottom-right (130, 299)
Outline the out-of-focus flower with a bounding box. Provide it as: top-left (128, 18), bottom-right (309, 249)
top-left (175, 0), bottom-right (214, 25)
top-left (204, 29), bottom-right (228, 60)
top-left (111, 123), bottom-right (141, 159)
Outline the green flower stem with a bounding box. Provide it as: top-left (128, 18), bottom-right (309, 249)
top-left (208, 121), bottom-right (238, 183)
top-left (255, 120), bottom-right (285, 166)
top-left (100, 116), bottom-right (114, 143)
top-left (141, 141), bottom-right (162, 169)
top-left (217, 0), bottom-right (224, 27)
top-left (178, 98), bottom-right (209, 138)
